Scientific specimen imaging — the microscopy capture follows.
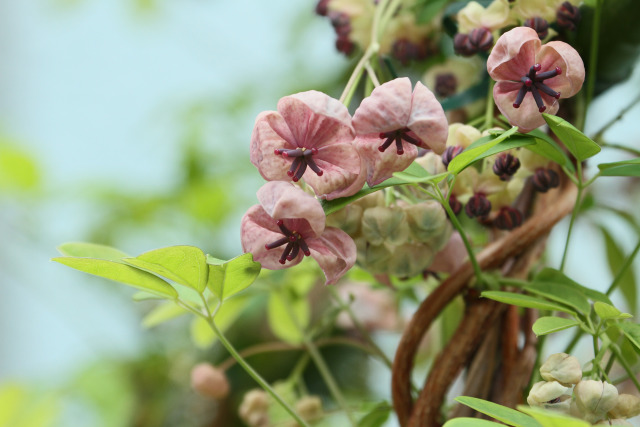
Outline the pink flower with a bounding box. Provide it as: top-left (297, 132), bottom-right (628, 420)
top-left (487, 27), bottom-right (585, 133)
top-left (250, 91), bottom-right (362, 200)
top-left (352, 77), bottom-right (448, 186)
top-left (241, 181), bottom-right (356, 285)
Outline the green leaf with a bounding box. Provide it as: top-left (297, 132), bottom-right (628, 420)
top-left (525, 282), bottom-right (591, 315)
top-left (447, 127), bottom-right (519, 174)
top-left (207, 253), bottom-right (261, 301)
top-left (542, 114), bottom-right (601, 161)
top-left (141, 302), bottom-right (188, 328)
top-left (415, 0), bottom-right (449, 24)
top-left (599, 226), bottom-right (637, 315)
top-left (443, 418), bottom-right (505, 427)
top-left (455, 396), bottom-right (541, 427)
top-left (594, 301), bottom-right (632, 321)
top-left (617, 322), bottom-right (640, 354)
top-left (532, 316), bottom-right (580, 336)
top-left (357, 401), bottom-right (391, 427)
top-left (598, 158), bottom-right (640, 177)
top-left (481, 291), bottom-right (576, 315)
top-left (516, 406), bottom-right (591, 427)
top-left (521, 130), bottom-right (574, 171)
top-left (123, 246), bottom-right (208, 293)
top-left (534, 268), bottom-right (613, 305)
top-left (268, 291), bottom-right (310, 344)
top-left (57, 242), bottom-right (129, 260)
top-left (53, 257), bottom-right (178, 298)
top-left (392, 170), bottom-right (449, 184)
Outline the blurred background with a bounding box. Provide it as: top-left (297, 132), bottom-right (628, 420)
top-left (1, 0), bottom-right (639, 426)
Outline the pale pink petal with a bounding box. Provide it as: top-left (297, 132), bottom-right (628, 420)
top-left (307, 227), bottom-right (357, 285)
top-left (356, 135), bottom-right (418, 187)
top-left (537, 42), bottom-right (585, 98)
top-left (352, 78), bottom-right (413, 135)
top-left (241, 205), bottom-right (305, 270)
top-left (487, 27), bottom-right (540, 82)
top-left (303, 142), bottom-right (362, 199)
top-left (407, 82), bottom-right (449, 154)
top-left (250, 111), bottom-right (296, 181)
top-left (278, 91), bottom-right (355, 149)
top-left (256, 181), bottom-right (325, 237)
top-left (494, 81), bottom-right (559, 133)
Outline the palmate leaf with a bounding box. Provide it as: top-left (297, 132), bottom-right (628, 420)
top-left (207, 253), bottom-right (261, 301)
top-left (532, 317), bottom-right (580, 336)
top-left (542, 114), bottom-right (601, 162)
top-left (594, 301), bottom-right (632, 321)
top-left (454, 397), bottom-right (541, 427)
top-left (481, 291), bottom-right (576, 315)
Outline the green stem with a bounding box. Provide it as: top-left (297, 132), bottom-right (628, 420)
top-left (604, 351), bottom-right (616, 375)
top-left (610, 344), bottom-right (640, 392)
top-left (601, 142), bottom-right (640, 157)
top-left (606, 238), bottom-right (640, 296)
top-left (583, 0), bottom-right (603, 126)
top-left (560, 161), bottom-right (583, 272)
top-left (482, 80), bottom-right (496, 131)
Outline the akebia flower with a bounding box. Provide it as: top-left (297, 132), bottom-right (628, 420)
top-left (250, 90), bottom-right (361, 200)
top-left (241, 181), bottom-right (356, 285)
top-left (352, 78), bottom-right (448, 186)
top-left (487, 27), bottom-right (585, 133)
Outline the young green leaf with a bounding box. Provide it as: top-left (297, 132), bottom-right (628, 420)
top-left (52, 257), bottom-right (178, 298)
top-left (455, 396), bottom-right (541, 427)
top-left (532, 317), bottom-right (580, 336)
top-left (525, 282), bottom-right (591, 315)
top-left (516, 405), bottom-right (591, 427)
top-left (142, 302), bottom-right (188, 328)
top-left (521, 130), bottom-right (574, 171)
top-left (599, 226), bottom-right (637, 314)
top-left (267, 291), bottom-right (310, 345)
top-left (617, 322), bottom-right (640, 354)
top-left (542, 114), bottom-right (601, 162)
top-left (597, 158), bottom-right (640, 177)
top-left (481, 291), bottom-right (576, 315)
top-left (57, 242), bottom-right (129, 260)
top-left (124, 245), bottom-right (208, 293)
top-left (447, 127), bottom-right (519, 174)
top-left (207, 253), bottom-right (261, 301)
top-left (357, 401), bottom-right (391, 427)
top-left (442, 418), bottom-right (505, 427)
top-left (594, 301), bottom-right (632, 321)
top-left (534, 268), bottom-right (613, 305)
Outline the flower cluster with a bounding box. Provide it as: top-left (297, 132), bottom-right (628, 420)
top-left (527, 353), bottom-right (640, 425)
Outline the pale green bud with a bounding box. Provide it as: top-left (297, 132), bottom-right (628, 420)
top-left (608, 393), bottom-right (640, 419)
top-left (239, 389), bottom-right (270, 427)
top-left (361, 206), bottom-right (410, 246)
top-left (326, 204), bottom-right (363, 236)
top-left (386, 242), bottom-right (435, 278)
top-left (539, 353), bottom-right (582, 386)
top-left (574, 380), bottom-right (619, 423)
top-left (527, 381), bottom-right (571, 411)
top-left (404, 201), bottom-right (451, 250)
top-left (295, 396), bottom-right (323, 421)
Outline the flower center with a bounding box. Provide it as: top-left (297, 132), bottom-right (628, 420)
top-left (378, 128), bottom-right (421, 155)
top-left (274, 147), bottom-right (323, 182)
top-left (264, 220), bottom-right (312, 264)
top-left (513, 64), bottom-right (562, 113)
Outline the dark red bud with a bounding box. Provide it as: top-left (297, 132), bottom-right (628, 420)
top-left (532, 168), bottom-right (560, 192)
top-left (524, 17), bottom-right (549, 39)
top-left (492, 153), bottom-right (521, 181)
top-left (335, 36), bottom-right (354, 55)
top-left (494, 207), bottom-right (523, 230)
top-left (449, 194), bottom-right (462, 216)
top-left (315, 0), bottom-right (330, 16)
top-left (557, 1), bottom-right (581, 31)
top-left (468, 27), bottom-right (493, 51)
top-left (391, 39), bottom-right (428, 65)
top-left (442, 145), bottom-right (464, 168)
top-left (454, 33), bottom-right (475, 57)
top-left (435, 73), bottom-right (458, 98)
top-left (465, 193), bottom-right (492, 218)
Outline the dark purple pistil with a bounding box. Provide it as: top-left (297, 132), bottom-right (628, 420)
top-left (264, 220), bottom-right (312, 264)
top-left (378, 128), bottom-right (421, 155)
top-left (513, 64), bottom-right (562, 113)
top-left (274, 147), bottom-right (323, 182)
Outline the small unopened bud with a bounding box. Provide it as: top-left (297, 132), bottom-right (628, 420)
top-left (468, 27), bottom-right (493, 52)
top-left (315, 0), bottom-right (329, 16)
top-left (557, 1), bottom-right (581, 31)
top-left (493, 207), bottom-right (523, 230)
top-left (539, 353), bottom-right (582, 386)
top-left (574, 380), bottom-right (619, 423)
top-left (453, 33), bottom-right (475, 56)
top-left (295, 396), bottom-right (324, 421)
top-left (524, 17), bottom-right (550, 39)
top-left (532, 168), bottom-right (559, 192)
top-left (405, 201), bottom-right (451, 246)
top-left (239, 389), bottom-right (270, 427)
top-left (492, 153), bottom-right (521, 181)
top-left (361, 206), bottom-right (410, 246)
top-left (442, 145), bottom-right (464, 168)
top-left (435, 73), bottom-right (458, 98)
top-left (392, 39), bottom-right (427, 65)
top-left (329, 12), bottom-right (351, 37)
top-left (465, 193), bottom-right (491, 218)
top-left (527, 381), bottom-right (571, 410)
top-left (449, 194), bottom-right (462, 216)
top-left (336, 36), bottom-right (355, 55)
top-left (190, 363), bottom-right (230, 399)
top-left (608, 393), bottom-right (640, 419)
top-left (326, 204), bottom-right (363, 236)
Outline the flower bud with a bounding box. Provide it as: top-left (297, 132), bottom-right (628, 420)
top-left (190, 363), bottom-right (230, 399)
top-left (449, 194), bottom-right (462, 216)
top-left (239, 389), bottom-right (270, 427)
top-left (392, 38), bottom-right (427, 65)
top-left (326, 204), bottom-right (363, 236)
top-left (493, 206), bottom-right (523, 230)
top-left (361, 206), bottom-right (410, 246)
top-left (315, 0), bottom-right (329, 16)
top-left (295, 396), bottom-right (324, 421)
top-left (532, 168), bottom-right (559, 192)
top-left (454, 33), bottom-right (475, 57)
top-left (468, 27), bottom-right (493, 52)
top-left (524, 17), bottom-right (549, 39)
top-left (539, 353), bottom-right (582, 386)
top-left (527, 381), bottom-right (571, 411)
top-left (492, 153), bottom-right (521, 181)
top-left (442, 145), bottom-right (464, 168)
top-left (574, 380), bottom-right (619, 423)
top-left (435, 73), bottom-right (458, 98)
top-left (387, 242), bottom-right (434, 278)
top-left (608, 393), bottom-right (640, 419)
top-left (465, 193), bottom-right (492, 218)
top-left (404, 201), bottom-right (451, 248)
top-left (557, 1), bottom-right (581, 31)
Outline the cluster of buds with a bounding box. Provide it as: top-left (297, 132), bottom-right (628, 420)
top-left (239, 390), bottom-right (324, 427)
top-left (315, 0), bottom-right (438, 63)
top-left (454, 0), bottom-right (582, 58)
top-left (527, 353), bottom-right (640, 425)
